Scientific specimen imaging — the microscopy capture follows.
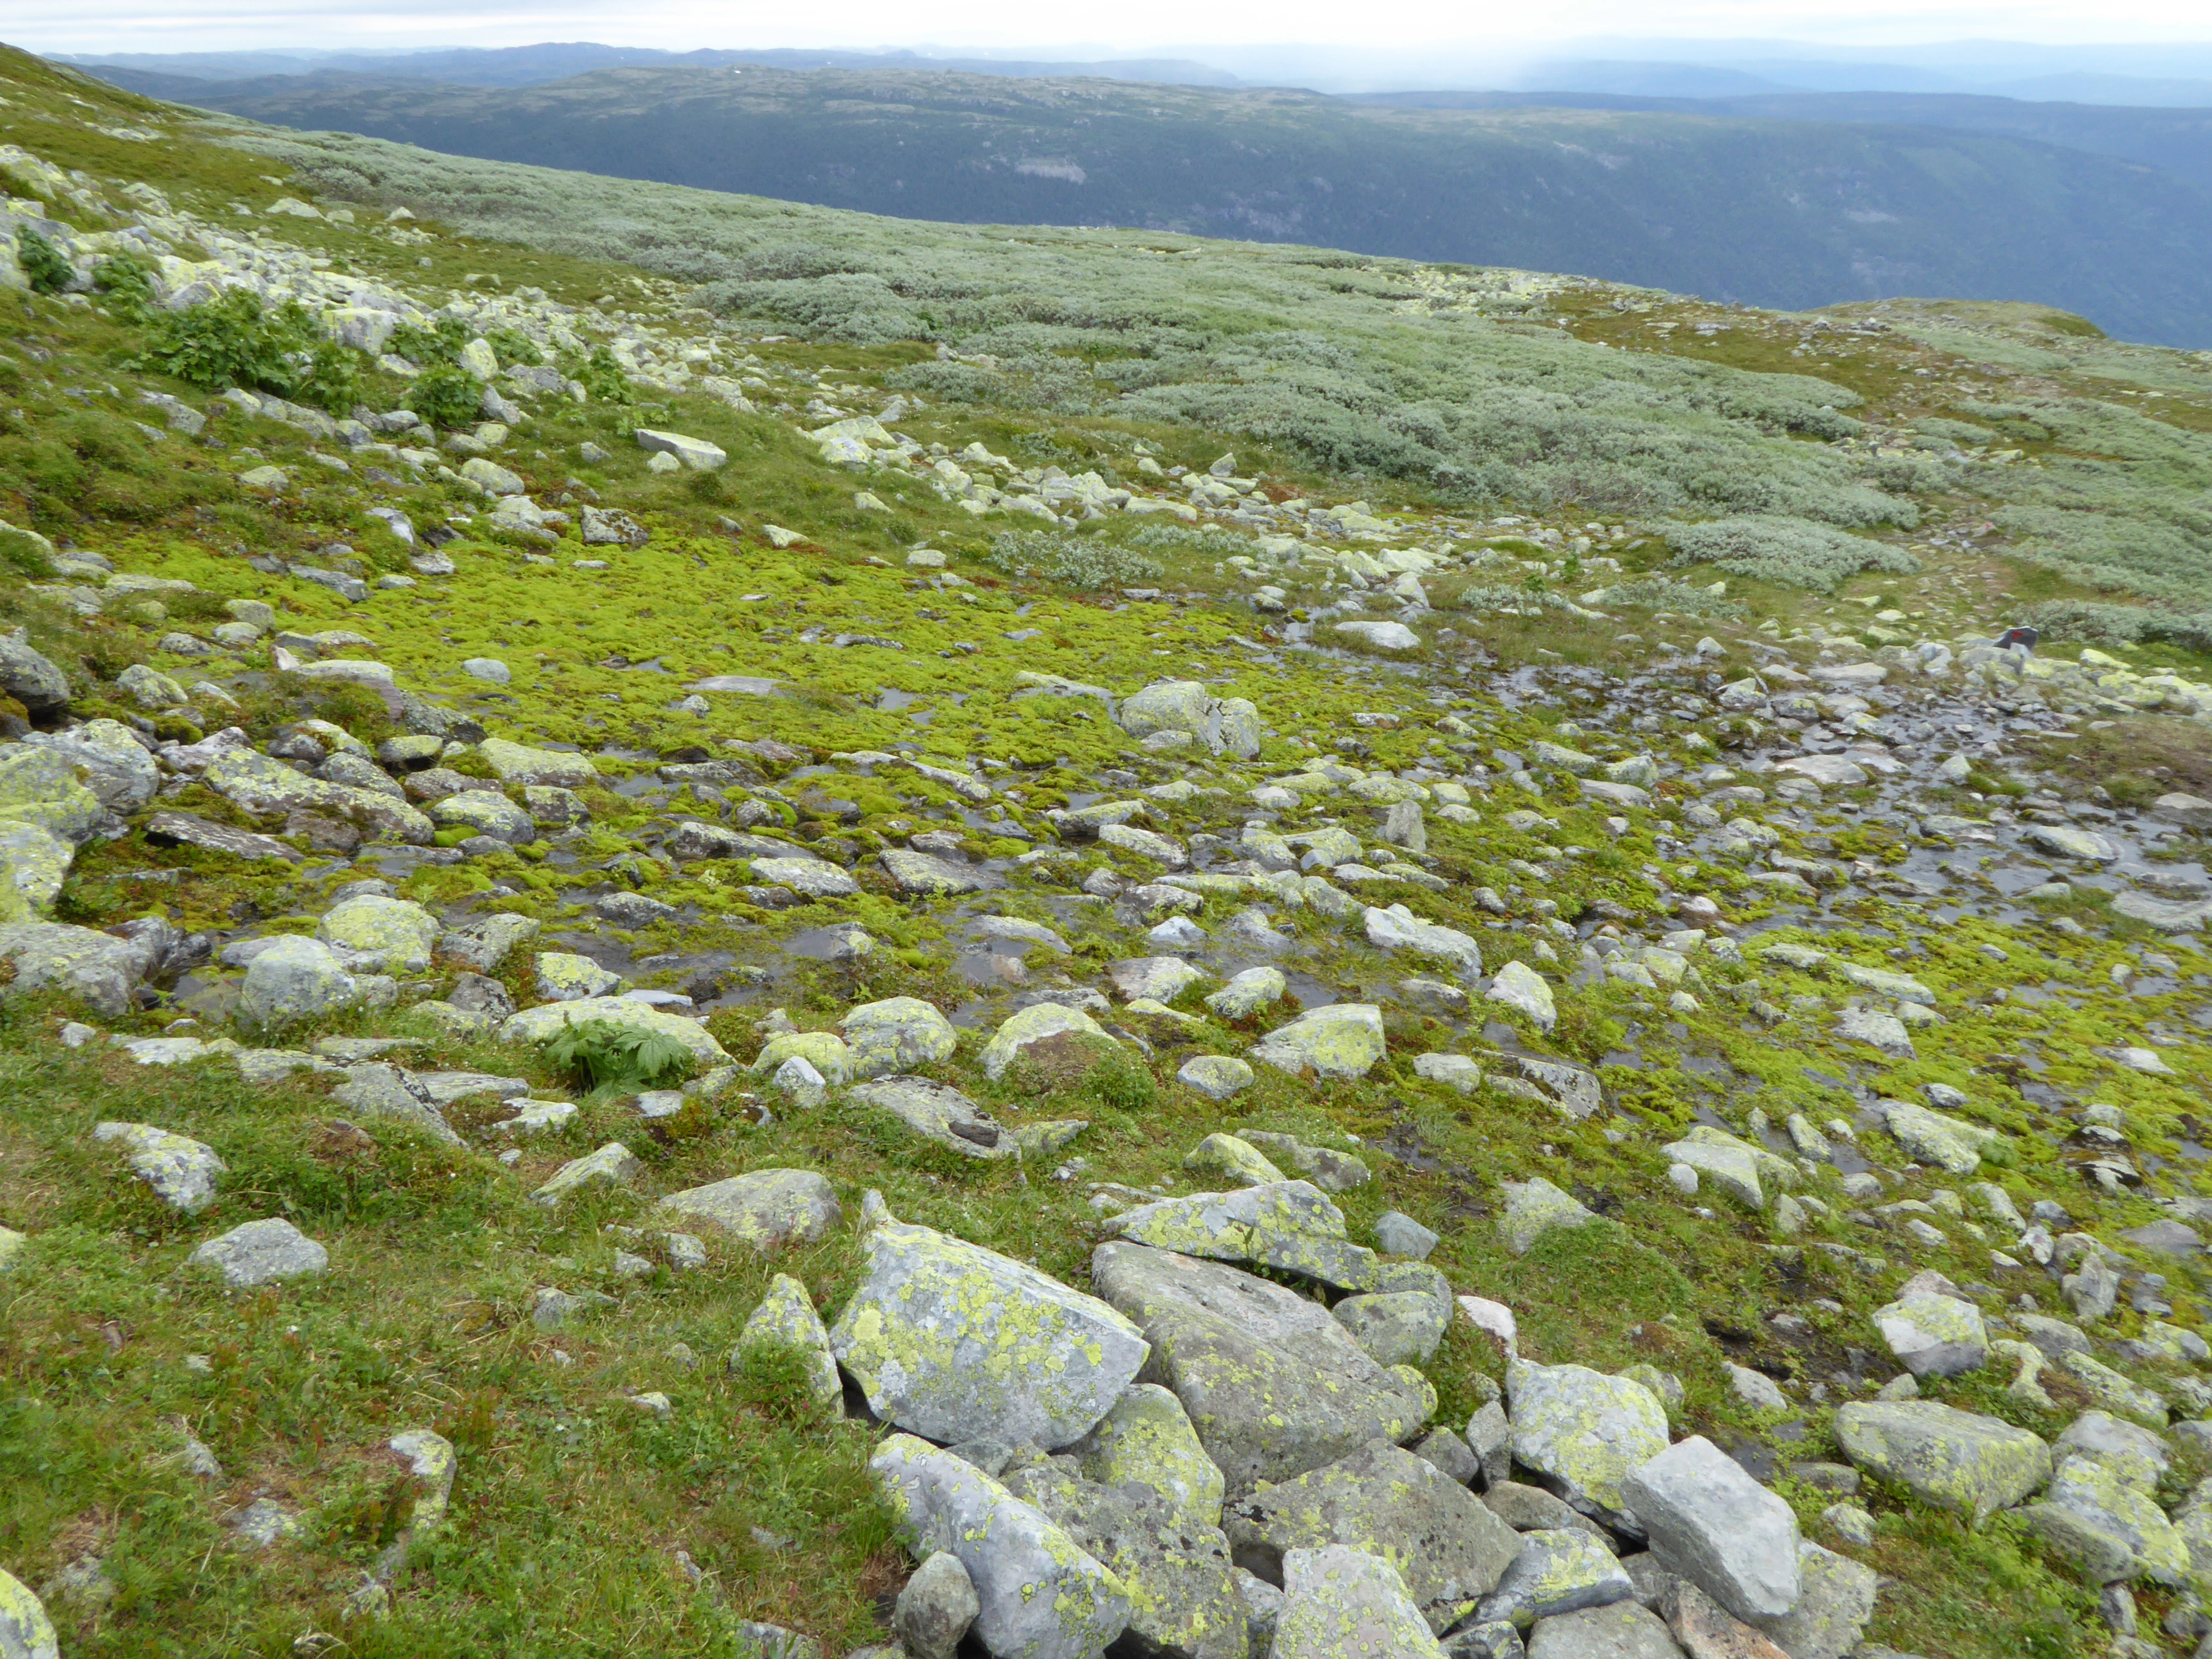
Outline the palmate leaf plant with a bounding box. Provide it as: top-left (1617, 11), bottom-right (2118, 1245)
top-left (541, 1018), bottom-right (697, 1096)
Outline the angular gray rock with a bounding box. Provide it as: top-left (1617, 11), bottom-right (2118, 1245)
top-left (1872, 1292), bottom-right (1988, 1379)
top-left (1270, 1546), bottom-right (1447, 1659)
top-left (1004, 1457), bottom-right (1246, 1659)
top-left (1508, 1360), bottom-right (1670, 1516)
top-left (188, 1218), bottom-right (327, 1286)
top-left (1474, 1528), bottom-right (1635, 1626)
top-left (733, 1273), bottom-right (842, 1409)
top-left (894, 1551), bottom-right (980, 1659)
top-left (238, 935), bottom-right (359, 1025)
top-left (830, 1220), bottom-right (1148, 1448)
top-left (1764, 1541), bottom-right (1877, 1659)
top-left (1619, 1435), bottom-right (1801, 1624)
top-left (871, 1434), bottom-right (1130, 1659)
top-left (1832, 1401), bottom-right (2053, 1521)
top-left (1332, 1290), bottom-right (1451, 1367)
top-left (1091, 1242), bottom-right (1431, 1498)
top-left (847, 1076), bottom-right (1012, 1158)
top-left (1524, 1601), bottom-right (1684, 1659)
top-left (1224, 1440), bottom-right (1521, 1631)
top-left (1109, 1180), bottom-right (1381, 1293)
top-left (93, 1121), bottom-right (225, 1213)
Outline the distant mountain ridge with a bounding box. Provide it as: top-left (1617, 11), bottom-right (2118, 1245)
top-left (78, 60), bottom-right (2212, 347)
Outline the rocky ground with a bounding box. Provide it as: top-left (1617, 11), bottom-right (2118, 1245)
top-left (7, 48), bottom-right (2212, 1659)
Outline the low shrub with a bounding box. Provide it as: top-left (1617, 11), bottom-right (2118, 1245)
top-left (1668, 515), bottom-right (1919, 592)
top-left (128, 289), bottom-right (370, 415)
top-left (979, 530), bottom-right (1163, 590)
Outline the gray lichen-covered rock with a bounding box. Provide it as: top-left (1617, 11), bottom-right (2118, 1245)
top-left (93, 1121), bottom-right (225, 1213)
top-left (2021, 1453), bottom-right (2191, 1584)
top-left (1878, 1099), bottom-right (1992, 1176)
top-left (1185, 1132), bottom-right (1288, 1188)
top-left (0, 1565), bottom-right (58, 1659)
top-left (2053, 1411), bottom-right (2170, 1490)
top-left (535, 951), bottom-right (626, 1002)
top-left (734, 1273), bottom-right (842, 1409)
top-left (894, 1551), bottom-right (979, 1659)
top-left (1223, 1439), bottom-right (1520, 1631)
top-left (440, 913), bottom-right (540, 973)
top-left (239, 935), bottom-right (359, 1025)
top-left (1619, 1435), bottom-right (1800, 1625)
top-left (1873, 1292), bottom-right (1988, 1379)
top-left (870, 1434), bottom-right (1131, 1659)
top-left (1473, 1528), bottom-right (1635, 1627)
top-left (428, 788), bottom-right (534, 843)
top-left (202, 748), bottom-right (432, 844)
top-left (1763, 1542), bottom-right (1876, 1659)
top-left (1109, 1180), bottom-right (1380, 1293)
top-left (840, 995), bottom-right (957, 1077)
top-left (530, 1141), bottom-right (641, 1206)
top-left (478, 738), bottom-right (597, 787)
top-left (27, 719), bottom-right (154, 813)
top-left (1004, 1457), bottom-right (1247, 1659)
top-left (1271, 1545), bottom-right (1447, 1658)
top-left (1073, 1382), bottom-right (1226, 1530)
top-left (1499, 1178), bottom-right (1601, 1256)
top-left (331, 1064), bottom-right (463, 1146)
top-left (831, 1219), bottom-right (1149, 1448)
top-left (1832, 1401), bottom-right (2053, 1521)
top-left (1333, 1291), bottom-right (1451, 1367)
top-left (656, 1168), bottom-right (839, 1249)
top-left (1507, 1361), bottom-right (1669, 1517)
top-left (847, 1075), bottom-right (1012, 1158)
top-left (1526, 1599), bottom-right (1679, 1658)
top-left (1249, 1003), bottom-right (1386, 1079)
top-left (318, 895), bottom-right (441, 975)
top-left (0, 630), bottom-right (70, 715)
top-left (979, 1000), bottom-right (1115, 1079)
top-left (1091, 1242), bottom-right (1430, 1498)
top-left (0, 921), bottom-right (154, 1016)
top-left (188, 1217), bottom-right (328, 1286)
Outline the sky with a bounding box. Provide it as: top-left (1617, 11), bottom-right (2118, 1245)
top-left (6, 0), bottom-right (2211, 58)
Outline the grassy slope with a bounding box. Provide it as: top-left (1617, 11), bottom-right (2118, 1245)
top-left (0, 44), bottom-right (2210, 1659)
top-left (80, 61), bottom-right (2212, 347)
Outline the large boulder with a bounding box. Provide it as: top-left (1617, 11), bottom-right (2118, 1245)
top-left (1004, 1458), bottom-right (1246, 1659)
top-left (655, 1169), bottom-right (841, 1249)
top-left (830, 1219), bottom-right (1149, 1448)
top-left (1118, 680), bottom-right (1263, 759)
top-left (841, 996), bottom-right (957, 1078)
top-left (1108, 1181), bottom-right (1381, 1293)
top-left (846, 1076), bottom-right (1012, 1158)
top-left (2021, 1453), bottom-right (2192, 1584)
top-left (202, 748), bottom-right (432, 843)
top-left (1833, 1401), bottom-right (2052, 1521)
top-left (318, 895), bottom-right (441, 975)
top-left (1269, 1546), bottom-right (1444, 1659)
top-left (0, 744), bottom-right (102, 844)
top-left (1072, 1382), bottom-right (1226, 1530)
top-left (1223, 1439), bottom-right (1520, 1631)
top-left (1090, 1242), bottom-right (1430, 1498)
top-left (1507, 1360), bottom-right (1669, 1517)
top-left (870, 1434), bottom-right (1130, 1659)
top-left (0, 920), bottom-right (156, 1015)
top-left (1619, 1434), bottom-right (1800, 1624)
top-left (26, 719), bottom-right (155, 813)
top-left (239, 936), bottom-right (360, 1025)
top-left (1873, 1292), bottom-right (1988, 1379)
top-left (1249, 1003), bottom-right (1385, 1080)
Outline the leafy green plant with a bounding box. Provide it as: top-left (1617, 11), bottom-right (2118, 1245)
top-left (572, 345), bottom-right (634, 405)
top-left (405, 361), bottom-right (486, 430)
top-left (127, 289), bottom-right (370, 413)
top-left (387, 314), bottom-right (470, 368)
top-left (16, 227), bottom-right (71, 295)
top-left (541, 1018), bottom-right (697, 1093)
top-left (485, 325), bottom-right (543, 366)
top-left (92, 253), bottom-right (158, 322)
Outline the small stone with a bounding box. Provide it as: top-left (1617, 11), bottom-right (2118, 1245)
top-left (1821, 1503), bottom-right (1876, 1547)
top-left (895, 1551), bottom-right (980, 1659)
top-left (1376, 1210), bottom-right (1441, 1259)
top-left (189, 1218), bottom-right (327, 1286)
top-left (1177, 1054), bottom-right (1254, 1100)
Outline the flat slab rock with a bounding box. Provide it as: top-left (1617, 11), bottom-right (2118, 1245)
top-left (847, 1075), bottom-right (1012, 1158)
top-left (1090, 1242), bottom-right (1431, 1499)
top-left (1832, 1401), bottom-right (2052, 1521)
top-left (655, 1169), bottom-right (841, 1250)
top-left (830, 1218), bottom-right (1148, 1449)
